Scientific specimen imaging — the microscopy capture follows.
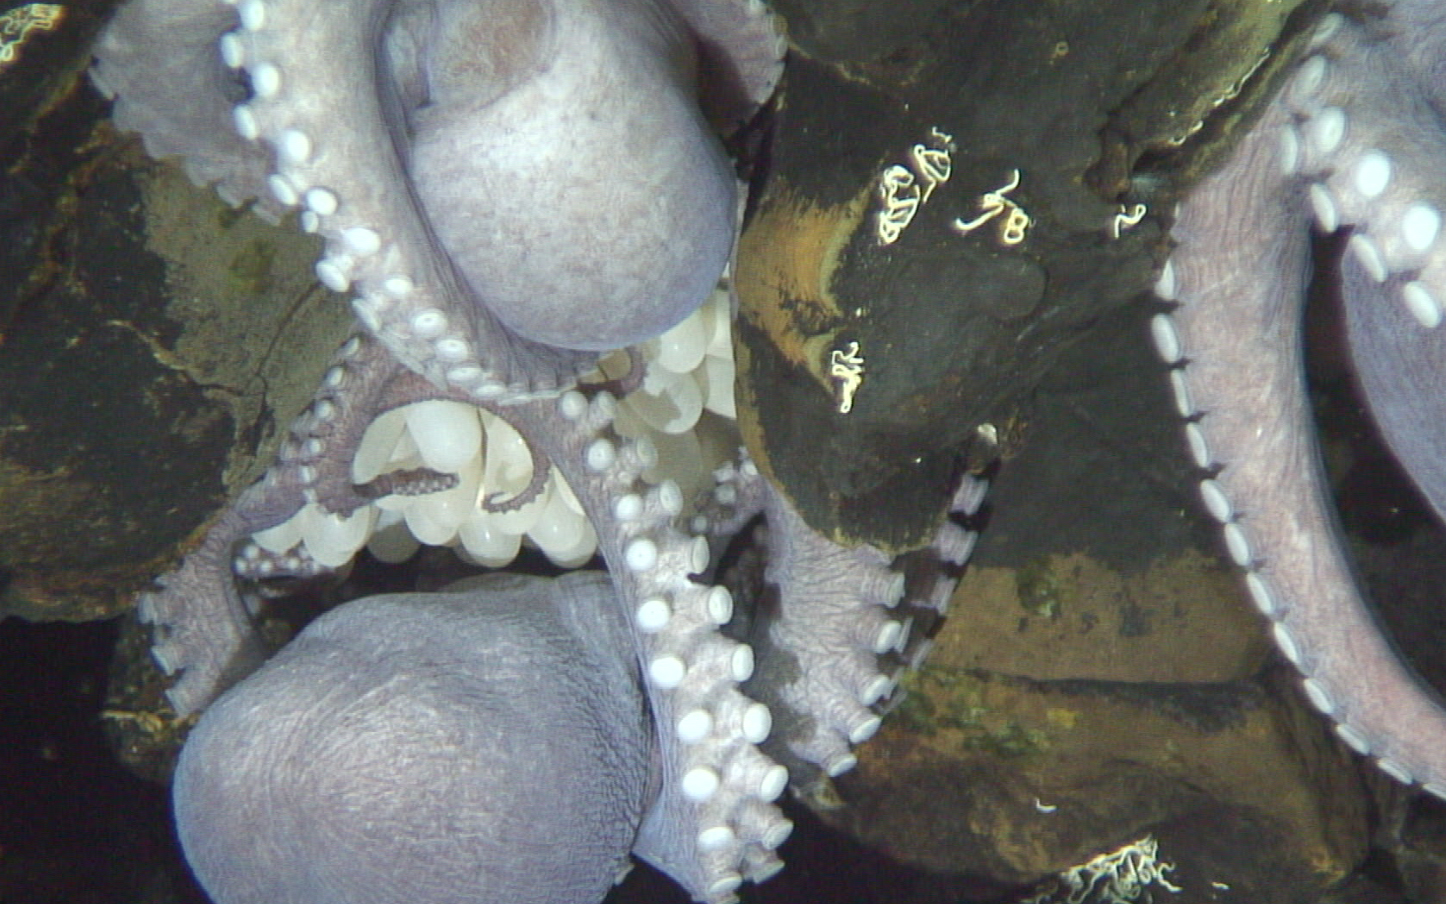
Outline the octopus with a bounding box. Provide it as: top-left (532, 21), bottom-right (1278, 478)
top-left (88, 0), bottom-right (978, 902)
top-left (82, 0), bottom-right (1446, 899)
top-left (1153, 0), bottom-right (1446, 800)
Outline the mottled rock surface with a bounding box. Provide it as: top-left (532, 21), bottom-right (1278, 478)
top-left (1, 70), bottom-right (351, 621)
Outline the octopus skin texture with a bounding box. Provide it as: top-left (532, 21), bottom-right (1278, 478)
top-left (172, 572), bottom-right (656, 904)
top-left (87, 0), bottom-right (984, 901)
top-left (1154, 0), bottom-right (1446, 799)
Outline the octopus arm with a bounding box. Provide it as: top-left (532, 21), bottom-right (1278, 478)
top-left (143, 334), bottom-right (419, 714)
top-left (743, 470), bottom-right (983, 783)
top-left (500, 393), bottom-right (793, 902)
top-left (90, 0), bottom-right (284, 219)
top-left (1157, 4), bottom-right (1446, 799)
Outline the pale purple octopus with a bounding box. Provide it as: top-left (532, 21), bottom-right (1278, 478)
top-left (90, 0), bottom-right (1446, 898)
top-left (88, 0), bottom-right (981, 902)
top-left (1155, 0), bottom-right (1446, 800)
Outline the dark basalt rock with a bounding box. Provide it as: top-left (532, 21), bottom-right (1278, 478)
top-left (0, 48), bottom-right (351, 621)
top-left (733, 0), bottom-right (1321, 552)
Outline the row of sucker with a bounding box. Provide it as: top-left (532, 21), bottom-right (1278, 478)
top-left (507, 389), bottom-right (791, 904)
top-left (741, 468), bottom-right (985, 779)
top-left (144, 331), bottom-right (436, 714)
top-left (1273, 14), bottom-right (1446, 330)
top-left (1151, 11), bottom-right (1446, 801)
top-left (89, 0), bottom-right (290, 222)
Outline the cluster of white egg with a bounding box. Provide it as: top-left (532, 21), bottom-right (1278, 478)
top-left (251, 285), bottom-right (740, 571)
